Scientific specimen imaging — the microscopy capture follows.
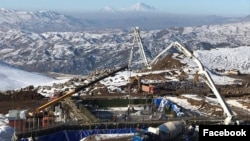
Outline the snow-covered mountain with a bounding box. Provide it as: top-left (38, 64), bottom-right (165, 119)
top-left (1, 7), bottom-right (245, 32)
top-left (96, 2), bottom-right (234, 29)
top-left (0, 45), bottom-right (250, 91)
top-left (0, 8), bottom-right (93, 33)
top-left (100, 2), bottom-right (156, 13)
top-left (123, 2), bottom-right (156, 12)
top-left (0, 21), bottom-right (250, 75)
top-left (1, 7), bottom-right (250, 80)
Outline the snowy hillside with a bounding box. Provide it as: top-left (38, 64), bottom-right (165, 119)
top-left (0, 61), bottom-right (68, 91)
top-left (0, 45), bottom-right (249, 91)
top-left (1, 43), bottom-right (250, 141)
top-left (1, 21), bottom-right (250, 75)
top-left (194, 46), bottom-right (250, 74)
top-left (0, 8), bottom-right (91, 32)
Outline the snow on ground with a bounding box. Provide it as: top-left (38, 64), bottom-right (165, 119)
top-left (1, 46), bottom-right (250, 140)
top-left (0, 62), bottom-right (69, 91)
top-left (166, 95), bottom-right (201, 111)
top-left (96, 45), bottom-right (250, 129)
top-left (194, 46), bottom-right (250, 74)
top-left (226, 99), bottom-right (250, 112)
top-left (166, 94), bottom-right (250, 115)
top-left (1, 45), bottom-right (249, 91)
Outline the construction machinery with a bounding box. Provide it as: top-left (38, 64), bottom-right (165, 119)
top-left (132, 121), bottom-right (199, 141)
top-left (131, 38), bottom-right (241, 141)
top-left (35, 65), bottom-right (128, 112)
top-left (129, 75), bottom-right (159, 94)
top-left (150, 41), bottom-right (240, 125)
top-left (129, 26), bottom-right (239, 125)
top-left (128, 27), bottom-right (151, 70)
top-left (128, 27), bottom-right (163, 94)
top-left (27, 65), bottom-right (128, 127)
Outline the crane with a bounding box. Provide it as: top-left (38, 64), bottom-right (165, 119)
top-left (129, 27), bottom-right (239, 125)
top-left (149, 42), bottom-right (178, 67)
top-left (128, 27), bottom-right (150, 69)
top-left (151, 41), bottom-right (239, 125)
top-left (32, 65), bottom-right (128, 114)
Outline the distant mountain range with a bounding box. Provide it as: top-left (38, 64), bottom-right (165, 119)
top-left (1, 44), bottom-right (250, 91)
top-left (0, 21), bottom-right (250, 75)
top-left (0, 8), bottom-right (94, 33)
top-left (0, 3), bottom-right (250, 76)
top-left (1, 2), bottom-right (249, 32)
top-left (129, 2), bottom-right (156, 11)
top-left (101, 2), bottom-right (156, 12)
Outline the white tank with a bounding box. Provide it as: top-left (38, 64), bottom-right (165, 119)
top-left (148, 121), bottom-right (184, 141)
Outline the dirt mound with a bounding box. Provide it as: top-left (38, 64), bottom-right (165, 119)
top-left (152, 54), bottom-right (185, 70)
top-left (141, 73), bottom-right (166, 80)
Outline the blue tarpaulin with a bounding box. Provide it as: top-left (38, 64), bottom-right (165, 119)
top-left (155, 97), bottom-right (184, 117)
top-left (154, 97), bottom-right (163, 107)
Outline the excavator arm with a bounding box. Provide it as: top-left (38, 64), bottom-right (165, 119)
top-left (35, 65), bottom-right (128, 113)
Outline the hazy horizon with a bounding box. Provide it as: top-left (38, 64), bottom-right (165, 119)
top-left (1, 0), bottom-right (250, 17)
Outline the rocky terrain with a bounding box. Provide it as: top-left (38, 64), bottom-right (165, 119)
top-left (1, 21), bottom-right (250, 75)
top-left (1, 7), bottom-right (250, 122)
top-left (1, 55), bottom-right (250, 117)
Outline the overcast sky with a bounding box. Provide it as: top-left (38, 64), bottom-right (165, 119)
top-left (1, 0), bottom-right (250, 16)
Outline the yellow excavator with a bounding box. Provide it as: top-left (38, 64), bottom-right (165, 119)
top-left (28, 65), bottom-right (128, 118)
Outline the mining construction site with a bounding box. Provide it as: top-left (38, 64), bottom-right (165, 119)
top-left (1, 54), bottom-right (250, 118)
top-left (2, 50), bottom-right (250, 141)
top-left (2, 28), bottom-right (250, 140)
